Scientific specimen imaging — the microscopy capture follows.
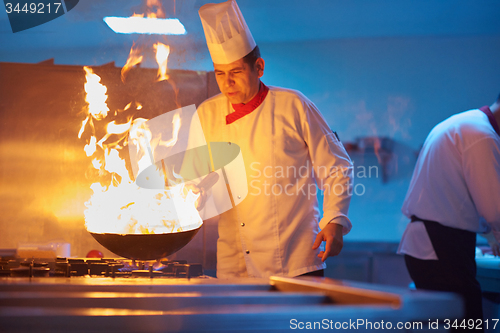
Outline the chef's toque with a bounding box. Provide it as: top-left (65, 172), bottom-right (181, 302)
top-left (199, 0), bottom-right (256, 65)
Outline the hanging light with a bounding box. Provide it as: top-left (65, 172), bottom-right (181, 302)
top-left (103, 16), bottom-right (186, 35)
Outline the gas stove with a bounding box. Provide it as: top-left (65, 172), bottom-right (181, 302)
top-left (0, 274), bottom-right (463, 333)
top-left (0, 257), bottom-right (204, 279)
top-left (0, 254), bottom-right (465, 333)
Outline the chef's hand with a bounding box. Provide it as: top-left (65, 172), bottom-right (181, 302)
top-left (183, 184), bottom-right (207, 211)
top-left (312, 223), bottom-right (344, 262)
top-left (481, 232), bottom-right (500, 257)
top-left (182, 172), bottom-right (219, 211)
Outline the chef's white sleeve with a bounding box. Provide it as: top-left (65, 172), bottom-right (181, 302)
top-left (299, 98), bottom-right (353, 234)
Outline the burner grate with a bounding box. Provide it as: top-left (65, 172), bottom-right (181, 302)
top-left (0, 257), bottom-right (203, 278)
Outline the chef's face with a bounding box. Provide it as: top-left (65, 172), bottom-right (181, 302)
top-left (213, 57), bottom-right (264, 104)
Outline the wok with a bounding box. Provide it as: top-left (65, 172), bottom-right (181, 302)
top-left (89, 172), bottom-right (219, 260)
top-left (90, 225), bottom-right (201, 260)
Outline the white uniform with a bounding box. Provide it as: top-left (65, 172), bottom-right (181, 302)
top-left (398, 109), bottom-right (500, 259)
top-left (197, 86), bottom-right (353, 278)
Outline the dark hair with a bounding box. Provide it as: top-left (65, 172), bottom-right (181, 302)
top-left (242, 46), bottom-right (261, 67)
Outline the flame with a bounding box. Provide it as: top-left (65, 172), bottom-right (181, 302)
top-left (84, 136), bottom-right (97, 157)
top-left (96, 119), bottom-right (133, 149)
top-left (124, 102), bottom-right (142, 111)
top-left (80, 68), bottom-right (202, 235)
top-left (151, 113), bottom-right (181, 150)
top-left (121, 43), bottom-right (143, 83)
top-left (78, 115), bottom-right (89, 139)
top-left (154, 42), bottom-right (170, 81)
top-left (84, 181), bottom-right (201, 234)
top-left (128, 118), bottom-right (155, 175)
top-left (83, 67), bottom-right (109, 120)
top-left (78, 2), bottom-right (203, 236)
top-left (91, 158), bottom-right (101, 170)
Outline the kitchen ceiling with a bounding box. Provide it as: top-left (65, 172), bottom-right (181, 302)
top-left (0, 0), bottom-right (499, 69)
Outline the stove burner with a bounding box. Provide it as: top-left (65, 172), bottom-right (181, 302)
top-left (11, 265), bottom-right (50, 278)
top-left (131, 270), bottom-right (163, 278)
top-left (0, 257), bottom-right (204, 278)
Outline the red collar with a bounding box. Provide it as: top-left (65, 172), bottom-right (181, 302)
top-left (226, 81), bottom-right (269, 125)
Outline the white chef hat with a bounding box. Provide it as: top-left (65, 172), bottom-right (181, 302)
top-left (199, 0), bottom-right (256, 65)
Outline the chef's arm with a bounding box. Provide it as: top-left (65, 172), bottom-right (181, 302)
top-left (298, 99), bottom-right (353, 235)
top-left (463, 136), bottom-right (500, 244)
top-left (299, 98), bottom-right (353, 261)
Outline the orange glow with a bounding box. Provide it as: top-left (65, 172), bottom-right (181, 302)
top-left (146, 0), bottom-right (165, 19)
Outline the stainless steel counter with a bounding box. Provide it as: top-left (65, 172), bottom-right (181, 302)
top-left (0, 276), bottom-right (462, 332)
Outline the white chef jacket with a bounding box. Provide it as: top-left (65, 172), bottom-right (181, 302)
top-left (398, 109), bottom-right (500, 260)
top-left (196, 86), bottom-right (353, 278)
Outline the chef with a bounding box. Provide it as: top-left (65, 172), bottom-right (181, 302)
top-left (196, 0), bottom-right (353, 279)
top-left (398, 94), bottom-right (500, 325)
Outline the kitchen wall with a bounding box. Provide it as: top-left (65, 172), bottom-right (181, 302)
top-left (259, 34), bottom-right (500, 242)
